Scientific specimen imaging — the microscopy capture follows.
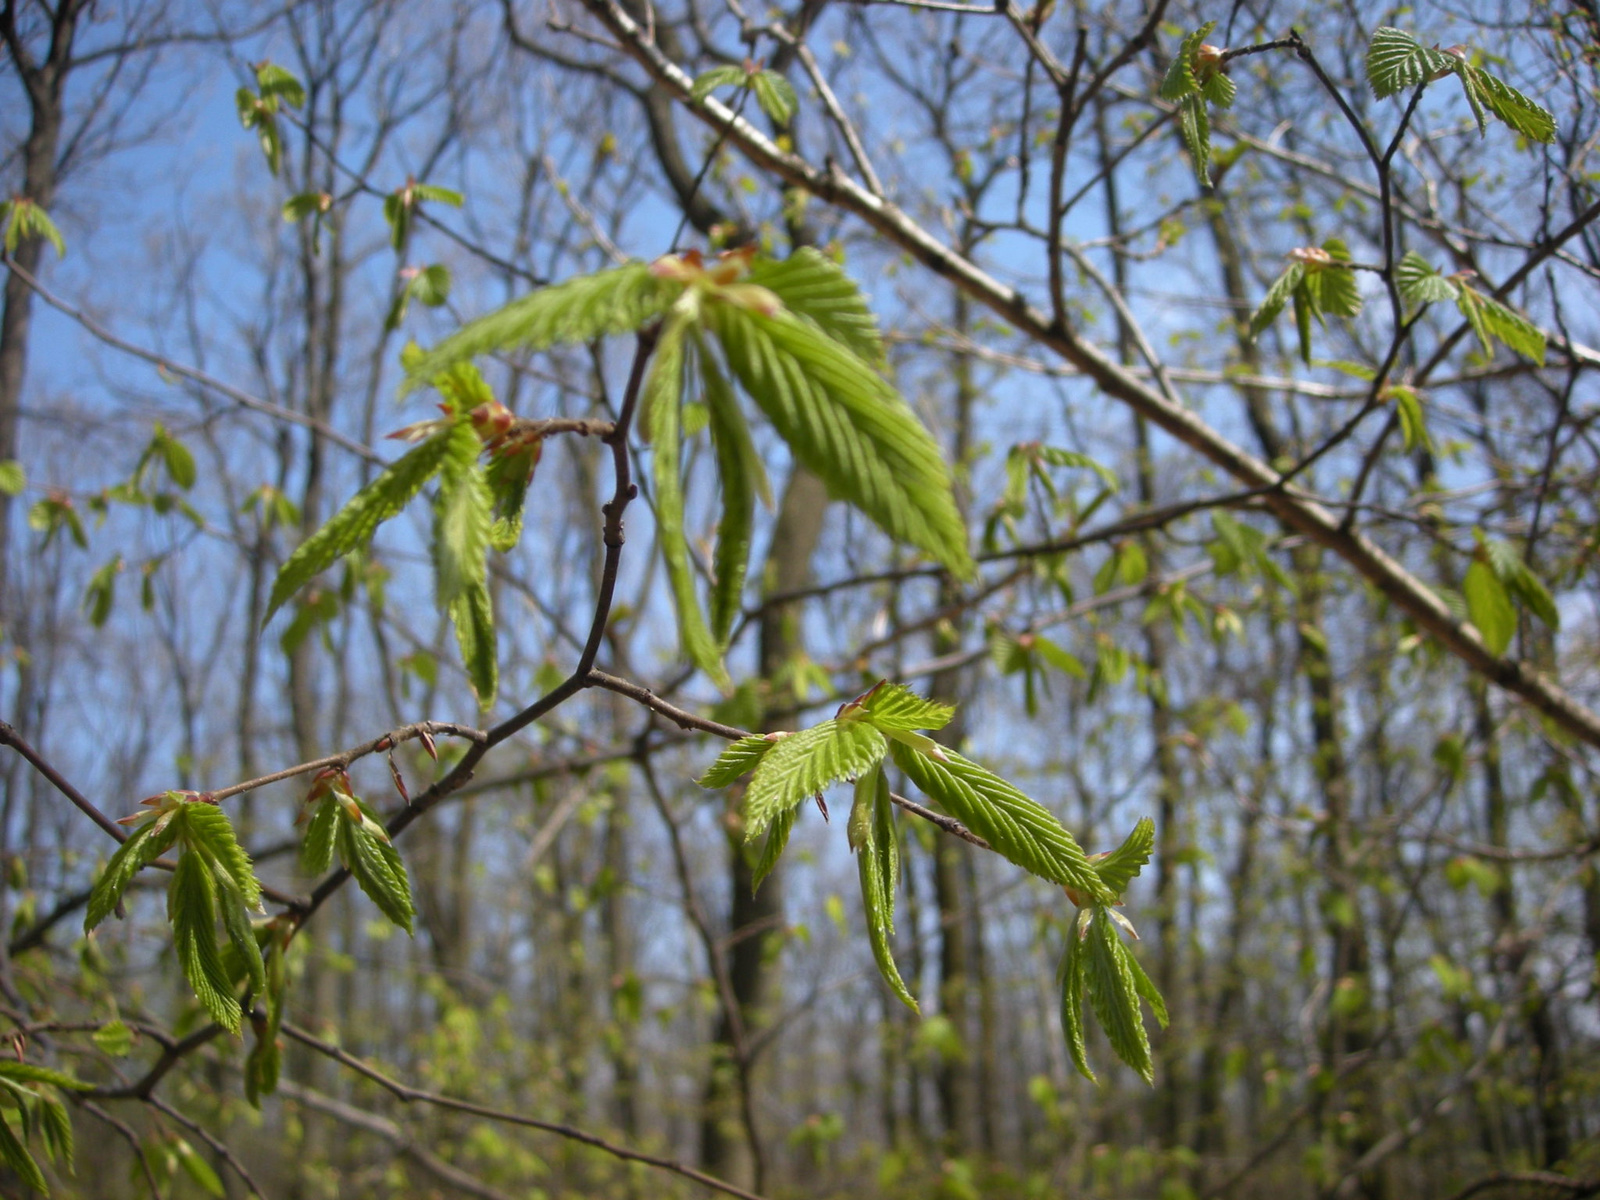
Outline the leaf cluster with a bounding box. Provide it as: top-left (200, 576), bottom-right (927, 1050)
top-left (698, 682), bottom-right (1162, 1078)
top-left (0, 198), bottom-right (66, 258)
top-left (235, 61), bottom-right (305, 177)
top-left (1396, 252), bottom-right (1546, 364)
top-left (1367, 28), bottom-right (1556, 143)
top-left (1159, 23), bottom-right (1236, 188)
top-left (1248, 239), bottom-right (1364, 364)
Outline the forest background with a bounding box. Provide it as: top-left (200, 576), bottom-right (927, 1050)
top-left (3, 0), bottom-right (1600, 1197)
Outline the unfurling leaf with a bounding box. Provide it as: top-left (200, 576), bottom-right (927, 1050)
top-left (1083, 906), bottom-right (1155, 1083)
top-left (336, 798), bottom-right (415, 933)
top-left (851, 766), bottom-right (917, 1011)
top-left (1092, 817), bottom-right (1154, 898)
top-left (1464, 556), bottom-right (1515, 656)
top-left (703, 349), bottom-right (763, 644)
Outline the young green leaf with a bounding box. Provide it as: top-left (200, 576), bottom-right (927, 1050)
top-left (703, 351), bottom-right (762, 644)
top-left (0, 1113), bottom-right (47, 1195)
top-left (647, 316), bottom-right (730, 688)
top-left (402, 263), bottom-right (681, 388)
top-left (1470, 65), bottom-right (1556, 142)
top-left (169, 850), bottom-right (243, 1033)
top-left (0, 460), bottom-right (23, 495)
top-left (0, 1063), bottom-right (91, 1093)
top-left (337, 802), bottom-right (415, 933)
top-left (752, 70), bottom-right (799, 123)
top-left (1464, 557), bottom-right (1515, 655)
top-left (266, 429), bottom-right (457, 620)
top-left (707, 302), bottom-right (972, 578)
top-left (853, 680), bottom-right (955, 733)
top-left (1178, 94), bottom-right (1213, 188)
top-left (300, 795), bottom-right (339, 875)
top-left (255, 62), bottom-right (305, 109)
top-left (743, 720), bottom-right (888, 838)
top-left (172, 1136), bottom-right (226, 1198)
top-left (1093, 817), bottom-right (1154, 898)
top-left (700, 736), bottom-right (776, 787)
top-left (1248, 262), bottom-right (1305, 342)
top-left (85, 816), bottom-right (182, 932)
top-left (1059, 918), bottom-right (1093, 1082)
top-left (433, 422), bottom-right (492, 608)
top-left (888, 741), bottom-right (1111, 902)
top-left (747, 248), bottom-right (886, 368)
top-left (1395, 252), bottom-right (1459, 308)
top-left (216, 882), bottom-right (266, 994)
top-left (752, 802), bottom-right (797, 895)
top-left (1454, 285), bottom-right (1546, 365)
top-left (1365, 27), bottom-right (1449, 99)
top-left (181, 802), bottom-right (261, 911)
top-left (1084, 906), bottom-right (1153, 1083)
top-left (1389, 385), bottom-right (1430, 452)
top-left (690, 64), bottom-right (748, 102)
top-left (449, 582), bottom-right (498, 708)
top-left (850, 766), bottom-right (918, 1011)
top-left (1159, 22), bottom-right (1215, 101)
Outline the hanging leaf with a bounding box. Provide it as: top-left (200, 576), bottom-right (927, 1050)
top-left (752, 802), bottom-right (797, 894)
top-left (703, 350), bottom-right (764, 645)
top-left (300, 796), bottom-right (339, 876)
top-left (1464, 557), bottom-right (1515, 655)
top-left (707, 302), bottom-right (973, 578)
top-left (1059, 917), bottom-right (1093, 1082)
top-left (336, 800), bottom-right (415, 933)
top-left (450, 583), bottom-right (498, 708)
top-left (850, 766), bottom-right (918, 1011)
top-left (748, 248), bottom-right (886, 369)
top-left (1454, 285), bottom-right (1546, 364)
top-left (1178, 94), bottom-right (1213, 188)
top-left (169, 851), bottom-right (243, 1033)
top-left (752, 70), bottom-right (799, 123)
top-left (743, 720), bottom-right (888, 837)
top-left (647, 316), bottom-right (730, 687)
top-left (1084, 906), bottom-right (1154, 1083)
top-left (1470, 65), bottom-right (1556, 142)
top-left (181, 802), bottom-right (262, 911)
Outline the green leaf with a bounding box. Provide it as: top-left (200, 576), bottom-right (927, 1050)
top-left (449, 582), bottom-right (498, 708)
top-left (1059, 918), bottom-right (1093, 1082)
top-left (172, 1136), bottom-right (226, 1198)
top-left (84, 556), bottom-right (121, 627)
top-left (747, 248), bottom-right (887, 370)
top-left (255, 62), bottom-right (305, 109)
top-left (266, 429), bottom-right (456, 620)
top-left (0, 1113), bottom-right (47, 1195)
top-left (889, 741), bottom-right (1111, 902)
top-left (0, 1062), bottom-right (90, 1092)
top-left (853, 680), bottom-right (955, 733)
top-left (85, 817), bottom-right (181, 932)
top-left (1464, 557), bottom-right (1515, 655)
top-left (283, 192), bottom-right (327, 222)
top-left (690, 64), bottom-right (748, 102)
top-left (169, 850), bottom-right (243, 1033)
top-left (1366, 27), bottom-right (1449, 99)
top-left (1447, 57), bottom-right (1489, 135)
top-left (155, 426), bottom-right (197, 490)
top-left (699, 736), bottom-right (776, 787)
top-left (37, 1093), bottom-right (73, 1169)
top-left (752, 70), bottom-right (799, 123)
top-left (1471, 65), bottom-right (1556, 142)
top-left (181, 801), bottom-right (262, 911)
top-left (93, 1019), bottom-right (134, 1057)
top-left (337, 801), bottom-right (414, 933)
top-left (1123, 937), bottom-right (1169, 1029)
top-left (1159, 22), bottom-right (1215, 101)
top-left (647, 317), bottom-right (729, 687)
top-left (1178, 94), bottom-right (1212, 188)
top-left (413, 183), bottom-right (464, 207)
top-left (402, 263), bottom-right (681, 388)
top-left (217, 881), bottom-right (266, 994)
top-left (433, 423), bottom-right (492, 608)
top-left (1084, 907), bottom-right (1153, 1083)
top-left (743, 720), bottom-right (888, 838)
top-left (1248, 262), bottom-right (1304, 342)
top-left (1395, 252), bottom-right (1459, 308)
top-left (300, 796), bottom-right (339, 875)
top-left (704, 351), bottom-right (763, 645)
top-left (1201, 69), bottom-right (1236, 108)
top-left (1455, 286), bottom-right (1546, 365)
top-left (0, 460), bottom-right (23, 495)
top-left (1093, 817), bottom-right (1154, 898)
top-left (850, 766), bottom-right (917, 1011)
top-left (1389, 385), bottom-right (1430, 452)
top-left (707, 302), bottom-right (972, 578)
top-left (752, 802), bottom-right (796, 895)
